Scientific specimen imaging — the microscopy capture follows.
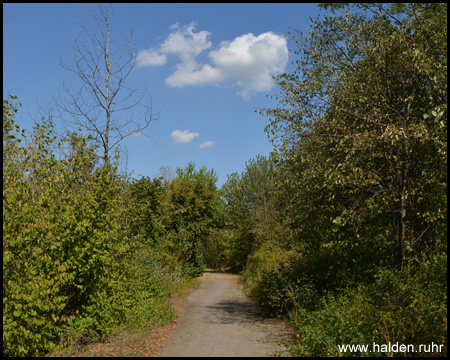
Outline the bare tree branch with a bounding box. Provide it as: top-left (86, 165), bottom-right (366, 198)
top-left (52, 3), bottom-right (157, 165)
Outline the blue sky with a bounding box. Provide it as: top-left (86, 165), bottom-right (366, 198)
top-left (3, 3), bottom-right (323, 187)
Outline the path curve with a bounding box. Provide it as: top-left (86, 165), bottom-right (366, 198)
top-left (158, 271), bottom-right (290, 357)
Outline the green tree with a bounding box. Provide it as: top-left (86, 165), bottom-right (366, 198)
top-left (128, 176), bottom-right (165, 245)
top-left (231, 4), bottom-right (447, 355)
top-left (161, 162), bottom-right (220, 276)
top-left (221, 155), bottom-right (287, 270)
top-left (3, 96), bottom-right (131, 355)
top-left (261, 3), bottom-right (447, 272)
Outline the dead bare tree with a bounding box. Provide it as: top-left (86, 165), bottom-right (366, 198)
top-left (54, 4), bottom-right (156, 165)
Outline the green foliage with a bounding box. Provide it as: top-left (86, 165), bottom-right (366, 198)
top-left (227, 3), bottom-right (447, 357)
top-left (159, 162), bottom-right (220, 276)
top-left (175, 161), bottom-right (218, 187)
top-left (2, 96), bottom-right (181, 356)
top-left (221, 155), bottom-right (288, 271)
top-left (128, 176), bottom-right (165, 245)
top-left (121, 245), bottom-right (175, 331)
top-left (4, 99), bottom-right (75, 355)
top-left (199, 227), bottom-right (230, 270)
top-left (289, 252), bottom-right (447, 357)
top-left (261, 2), bottom-right (447, 271)
top-left (241, 243), bottom-right (300, 316)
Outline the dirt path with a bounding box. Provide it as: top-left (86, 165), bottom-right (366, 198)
top-left (158, 271), bottom-right (291, 357)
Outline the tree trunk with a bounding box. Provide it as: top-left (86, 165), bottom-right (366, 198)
top-left (394, 173), bottom-right (407, 273)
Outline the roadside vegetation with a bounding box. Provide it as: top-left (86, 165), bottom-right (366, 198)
top-left (3, 98), bottom-right (220, 355)
top-left (3, 3), bottom-right (446, 357)
top-left (215, 3), bottom-right (447, 357)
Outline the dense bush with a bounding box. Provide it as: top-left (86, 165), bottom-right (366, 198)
top-left (241, 242), bottom-right (296, 315)
top-left (288, 252), bottom-right (447, 357)
top-left (4, 98), bottom-right (132, 355)
top-left (199, 228), bottom-right (229, 270)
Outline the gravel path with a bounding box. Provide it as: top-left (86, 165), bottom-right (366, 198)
top-left (158, 272), bottom-right (290, 357)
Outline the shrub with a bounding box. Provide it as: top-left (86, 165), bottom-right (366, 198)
top-left (3, 98), bottom-right (178, 355)
top-left (288, 252), bottom-right (447, 357)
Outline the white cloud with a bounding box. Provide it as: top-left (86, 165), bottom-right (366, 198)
top-left (199, 141), bottom-right (214, 149)
top-left (171, 129), bottom-right (199, 144)
top-left (137, 24), bottom-right (288, 99)
top-left (169, 22), bottom-right (180, 31)
top-left (209, 32), bottom-right (288, 99)
top-left (160, 22), bottom-right (212, 60)
top-left (136, 48), bottom-right (167, 66)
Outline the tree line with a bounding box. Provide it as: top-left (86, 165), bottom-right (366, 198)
top-left (212, 3), bottom-right (446, 357)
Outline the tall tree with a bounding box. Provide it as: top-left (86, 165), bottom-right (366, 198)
top-left (261, 3), bottom-right (447, 272)
top-left (161, 163), bottom-right (220, 276)
top-left (54, 4), bottom-right (156, 164)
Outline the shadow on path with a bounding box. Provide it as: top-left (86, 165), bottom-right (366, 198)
top-left (205, 299), bottom-right (261, 325)
top-left (158, 272), bottom-right (291, 357)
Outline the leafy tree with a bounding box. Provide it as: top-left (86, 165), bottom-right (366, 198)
top-left (240, 4), bottom-right (448, 356)
top-left (4, 96), bottom-right (132, 355)
top-left (128, 176), bottom-right (165, 245)
top-left (221, 155), bottom-right (288, 270)
top-left (161, 162), bottom-right (220, 276)
top-left (261, 3), bottom-right (447, 272)
top-left (175, 161), bottom-right (218, 188)
top-left (3, 97), bottom-right (208, 356)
